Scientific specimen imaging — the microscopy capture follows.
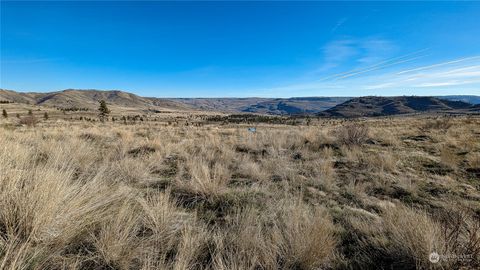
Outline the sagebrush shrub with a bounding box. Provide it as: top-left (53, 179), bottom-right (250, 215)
top-left (335, 123), bottom-right (370, 146)
top-left (19, 115), bottom-right (38, 127)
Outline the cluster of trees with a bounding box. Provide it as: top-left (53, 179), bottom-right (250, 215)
top-left (6, 100), bottom-right (193, 125)
top-left (2, 109), bottom-right (19, 119)
top-left (2, 100), bottom-right (111, 122)
top-left (2, 108), bottom-right (49, 126)
top-left (0, 100), bottom-right (14, 104)
top-left (57, 107), bottom-right (89, 112)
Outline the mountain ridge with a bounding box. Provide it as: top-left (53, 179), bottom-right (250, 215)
top-left (0, 88), bottom-right (354, 114)
top-left (0, 89), bottom-right (193, 111)
top-left (319, 96), bottom-right (478, 118)
top-left (1, 88), bottom-right (479, 116)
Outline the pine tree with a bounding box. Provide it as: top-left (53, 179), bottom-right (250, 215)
top-left (2, 109), bottom-right (7, 118)
top-left (44, 112), bottom-right (49, 120)
top-left (98, 100), bottom-right (110, 122)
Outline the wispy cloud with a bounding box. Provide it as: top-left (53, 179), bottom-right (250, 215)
top-left (314, 37), bottom-right (402, 75)
top-left (397, 56), bottom-right (480, 74)
top-left (414, 78), bottom-right (480, 88)
top-left (357, 38), bottom-right (397, 65)
top-left (415, 81), bottom-right (471, 87)
top-left (364, 82), bottom-right (396, 90)
top-left (1, 58), bottom-right (62, 64)
top-left (229, 36), bottom-right (478, 97)
top-left (318, 39), bottom-right (358, 71)
top-left (253, 54), bottom-right (480, 97)
top-left (364, 56), bottom-right (480, 90)
top-left (322, 49), bottom-right (429, 81)
top-left (336, 54), bottom-right (426, 80)
top-left (331, 17), bottom-right (348, 33)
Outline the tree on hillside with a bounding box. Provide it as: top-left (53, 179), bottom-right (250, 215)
top-left (28, 110), bottom-right (33, 116)
top-left (98, 100), bottom-right (110, 122)
top-left (44, 112), bottom-right (49, 120)
top-left (2, 109), bottom-right (7, 118)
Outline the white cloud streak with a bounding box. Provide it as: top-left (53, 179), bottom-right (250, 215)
top-left (322, 48), bottom-right (429, 81)
top-left (364, 57), bottom-right (480, 90)
top-left (254, 55), bottom-right (480, 97)
top-left (331, 17), bottom-right (348, 32)
top-left (396, 56), bottom-right (480, 74)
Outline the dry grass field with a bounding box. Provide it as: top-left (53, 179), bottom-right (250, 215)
top-left (1, 113), bottom-right (480, 269)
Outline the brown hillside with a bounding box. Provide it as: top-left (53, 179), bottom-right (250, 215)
top-left (320, 96), bottom-right (475, 118)
top-left (0, 89), bottom-right (192, 111)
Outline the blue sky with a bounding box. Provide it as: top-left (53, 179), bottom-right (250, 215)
top-left (1, 1), bottom-right (479, 97)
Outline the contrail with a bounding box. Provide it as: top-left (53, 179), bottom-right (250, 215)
top-left (320, 48), bottom-right (429, 81)
top-left (336, 54), bottom-right (427, 80)
top-left (396, 56), bottom-right (480, 75)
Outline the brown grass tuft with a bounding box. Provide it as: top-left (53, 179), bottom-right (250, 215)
top-left (335, 123), bottom-right (370, 146)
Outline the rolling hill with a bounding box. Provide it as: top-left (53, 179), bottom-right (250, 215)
top-left (0, 89), bottom-right (192, 111)
top-left (171, 97), bottom-right (352, 115)
top-left (238, 97), bottom-right (352, 114)
top-left (0, 89), bottom-right (351, 114)
top-left (437, 95), bottom-right (480, 105)
top-left (1, 89), bottom-right (479, 116)
top-left (319, 96), bottom-right (477, 118)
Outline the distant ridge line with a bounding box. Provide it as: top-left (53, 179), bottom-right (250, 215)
top-left (1, 88), bottom-right (479, 116)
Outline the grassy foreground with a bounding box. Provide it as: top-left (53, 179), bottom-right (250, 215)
top-left (1, 116), bottom-right (479, 269)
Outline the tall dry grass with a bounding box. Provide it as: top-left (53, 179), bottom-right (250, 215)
top-left (0, 115), bottom-right (479, 269)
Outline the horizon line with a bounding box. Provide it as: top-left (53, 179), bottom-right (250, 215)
top-left (1, 88), bottom-right (479, 99)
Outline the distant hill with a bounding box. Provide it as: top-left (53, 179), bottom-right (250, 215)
top-left (0, 89), bottom-right (39, 104)
top-left (319, 96), bottom-right (477, 118)
top-left (239, 97), bottom-right (352, 115)
top-left (165, 97), bottom-right (269, 112)
top-left (0, 89), bottom-right (351, 115)
top-left (0, 89), bottom-right (192, 111)
top-left (437, 95), bottom-right (480, 105)
top-left (2, 89), bottom-right (479, 116)
top-left (171, 97), bottom-right (352, 115)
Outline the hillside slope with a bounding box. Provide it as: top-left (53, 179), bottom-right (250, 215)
top-left (170, 97), bottom-right (352, 115)
top-left (319, 96), bottom-right (476, 118)
top-left (437, 95), bottom-right (480, 105)
top-left (165, 98), bottom-right (268, 112)
top-left (2, 89), bottom-right (479, 116)
top-left (0, 89), bottom-right (38, 104)
top-left (0, 89), bottom-right (351, 114)
top-left (239, 97), bottom-right (352, 115)
top-left (0, 89), bottom-right (192, 111)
